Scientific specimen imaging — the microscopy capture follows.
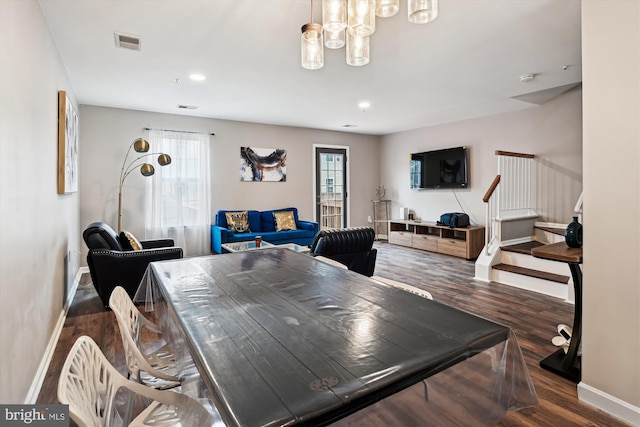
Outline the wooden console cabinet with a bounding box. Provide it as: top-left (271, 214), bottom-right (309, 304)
top-left (388, 220), bottom-right (485, 260)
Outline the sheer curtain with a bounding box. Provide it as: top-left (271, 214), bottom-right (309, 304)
top-left (145, 129), bottom-right (211, 257)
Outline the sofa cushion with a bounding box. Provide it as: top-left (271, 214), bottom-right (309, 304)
top-left (119, 230), bottom-right (142, 251)
top-left (261, 208), bottom-right (299, 232)
top-left (225, 211), bottom-right (251, 233)
top-left (274, 211), bottom-right (297, 231)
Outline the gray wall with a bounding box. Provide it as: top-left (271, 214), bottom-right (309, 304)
top-left (0, 0), bottom-right (80, 403)
top-left (79, 106), bottom-right (381, 263)
top-left (581, 0), bottom-right (639, 416)
top-left (380, 87), bottom-right (583, 226)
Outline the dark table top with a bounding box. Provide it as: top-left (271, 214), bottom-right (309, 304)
top-left (147, 249), bottom-right (509, 427)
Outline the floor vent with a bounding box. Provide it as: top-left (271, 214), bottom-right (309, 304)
top-left (114, 32), bottom-right (142, 51)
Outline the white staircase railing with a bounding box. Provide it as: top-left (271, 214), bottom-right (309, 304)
top-left (483, 151), bottom-right (536, 255)
top-left (497, 151), bottom-right (536, 217)
top-left (483, 175), bottom-right (500, 256)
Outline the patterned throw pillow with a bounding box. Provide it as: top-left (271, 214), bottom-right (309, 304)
top-left (119, 230), bottom-right (142, 251)
top-left (273, 211), bottom-right (297, 232)
top-left (225, 211), bottom-right (251, 233)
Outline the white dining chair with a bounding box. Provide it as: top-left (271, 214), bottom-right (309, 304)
top-left (57, 335), bottom-right (213, 427)
top-left (109, 286), bottom-right (180, 390)
top-left (371, 276), bottom-right (433, 300)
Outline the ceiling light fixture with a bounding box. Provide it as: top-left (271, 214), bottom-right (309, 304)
top-left (408, 0), bottom-right (438, 24)
top-left (189, 74), bottom-right (206, 81)
top-left (301, 0), bottom-right (324, 70)
top-left (302, 0), bottom-right (438, 69)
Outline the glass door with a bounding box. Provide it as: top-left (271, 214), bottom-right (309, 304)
top-left (315, 147), bottom-right (347, 230)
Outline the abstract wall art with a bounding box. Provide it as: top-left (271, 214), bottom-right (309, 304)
top-left (57, 90), bottom-right (79, 194)
top-left (240, 147), bottom-right (287, 182)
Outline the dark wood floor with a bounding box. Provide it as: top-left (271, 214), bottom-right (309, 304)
top-left (37, 242), bottom-right (630, 426)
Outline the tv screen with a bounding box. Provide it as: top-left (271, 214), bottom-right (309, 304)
top-left (411, 146), bottom-right (468, 189)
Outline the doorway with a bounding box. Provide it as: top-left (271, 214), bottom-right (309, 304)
top-left (314, 146), bottom-right (348, 230)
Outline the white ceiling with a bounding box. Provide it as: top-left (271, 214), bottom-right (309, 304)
top-left (38, 0), bottom-right (582, 136)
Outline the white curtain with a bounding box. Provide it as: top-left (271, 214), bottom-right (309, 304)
top-left (145, 129), bottom-right (211, 257)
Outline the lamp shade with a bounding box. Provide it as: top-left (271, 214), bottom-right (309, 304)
top-left (158, 153), bottom-right (172, 166)
top-left (133, 138), bottom-right (150, 153)
top-left (346, 33), bottom-right (370, 66)
top-left (325, 29), bottom-right (345, 49)
top-left (376, 0), bottom-right (399, 17)
top-left (301, 23), bottom-right (324, 70)
top-left (322, 0), bottom-right (347, 33)
top-left (408, 0), bottom-right (438, 24)
top-left (348, 0), bottom-right (375, 36)
top-left (140, 163), bottom-right (155, 176)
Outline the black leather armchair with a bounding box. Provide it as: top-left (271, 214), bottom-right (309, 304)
top-left (82, 222), bottom-right (183, 307)
top-left (309, 227), bottom-right (377, 276)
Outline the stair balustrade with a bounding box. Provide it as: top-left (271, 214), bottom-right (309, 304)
top-left (482, 151), bottom-right (536, 255)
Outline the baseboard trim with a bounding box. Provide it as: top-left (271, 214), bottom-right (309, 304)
top-left (578, 382), bottom-right (640, 426)
top-left (24, 267), bottom-right (88, 404)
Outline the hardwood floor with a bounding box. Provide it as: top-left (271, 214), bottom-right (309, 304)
top-left (37, 243), bottom-right (630, 426)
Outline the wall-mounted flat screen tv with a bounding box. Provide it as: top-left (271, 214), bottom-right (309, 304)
top-left (411, 146), bottom-right (468, 189)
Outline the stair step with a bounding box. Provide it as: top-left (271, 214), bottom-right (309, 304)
top-left (493, 263), bottom-right (569, 284)
top-left (501, 241), bottom-right (545, 255)
top-left (535, 226), bottom-right (566, 236)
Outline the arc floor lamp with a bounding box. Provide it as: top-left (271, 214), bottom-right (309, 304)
top-left (118, 138), bottom-right (171, 233)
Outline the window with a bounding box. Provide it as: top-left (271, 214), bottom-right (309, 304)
top-left (145, 130), bottom-right (211, 256)
top-left (325, 177), bottom-right (334, 194)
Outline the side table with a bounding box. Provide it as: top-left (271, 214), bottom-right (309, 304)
top-left (532, 242), bottom-right (583, 383)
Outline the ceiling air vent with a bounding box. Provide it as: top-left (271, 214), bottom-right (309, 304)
top-left (114, 32), bottom-right (142, 51)
top-left (177, 105), bottom-right (198, 110)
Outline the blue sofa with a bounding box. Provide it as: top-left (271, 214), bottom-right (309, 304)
top-left (211, 208), bottom-right (319, 254)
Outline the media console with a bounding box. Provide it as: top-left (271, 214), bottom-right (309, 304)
top-left (388, 220), bottom-right (485, 260)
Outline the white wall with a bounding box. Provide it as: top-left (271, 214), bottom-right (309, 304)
top-left (0, 0), bottom-right (80, 403)
top-left (79, 106), bottom-right (380, 262)
top-left (380, 87), bottom-right (583, 226)
top-left (580, 0), bottom-right (640, 423)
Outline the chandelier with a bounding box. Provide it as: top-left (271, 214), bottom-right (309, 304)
top-left (301, 0), bottom-right (438, 70)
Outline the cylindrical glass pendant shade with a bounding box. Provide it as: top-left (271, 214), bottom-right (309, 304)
top-left (408, 0), bottom-right (438, 24)
top-left (376, 0), bottom-right (399, 17)
top-left (322, 0), bottom-right (347, 33)
top-left (346, 33), bottom-right (370, 66)
top-left (301, 23), bottom-right (324, 70)
top-left (348, 0), bottom-right (375, 36)
top-left (325, 29), bottom-right (345, 49)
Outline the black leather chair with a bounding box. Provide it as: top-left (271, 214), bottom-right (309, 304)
top-left (82, 222), bottom-right (183, 307)
top-left (309, 227), bottom-right (377, 276)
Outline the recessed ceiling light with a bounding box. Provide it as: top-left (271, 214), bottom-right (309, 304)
top-left (358, 101), bottom-right (371, 110)
top-left (189, 74), bottom-right (206, 81)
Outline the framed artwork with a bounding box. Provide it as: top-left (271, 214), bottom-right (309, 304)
top-left (240, 147), bottom-right (287, 182)
top-left (58, 90), bottom-right (78, 194)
